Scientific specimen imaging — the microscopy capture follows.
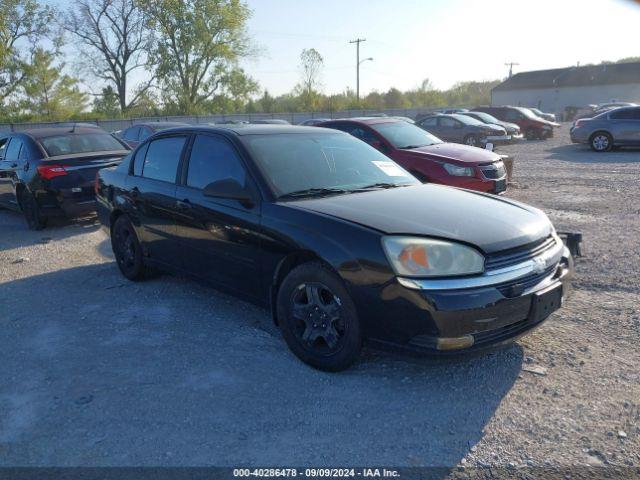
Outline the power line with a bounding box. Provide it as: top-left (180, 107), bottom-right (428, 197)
top-left (505, 62), bottom-right (519, 78)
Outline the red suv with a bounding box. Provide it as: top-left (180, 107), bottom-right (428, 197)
top-left (319, 118), bottom-right (507, 194)
top-left (473, 106), bottom-right (558, 140)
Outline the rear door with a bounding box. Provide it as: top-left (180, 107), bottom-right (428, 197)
top-left (437, 116), bottom-right (462, 142)
top-left (174, 133), bottom-right (263, 298)
top-left (416, 117), bottom-right (440, 136)
top-left (608, 108), bottom-right (640, 144)
top-left (0, 137), bottom-right (21, 208)
top-left (126, 134), bottom-right (188, 268)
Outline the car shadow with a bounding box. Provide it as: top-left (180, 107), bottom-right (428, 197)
top-left (0, 209), bottom-right (101, 252)
top-left (0, 263), bottom-right (523, 471)
top-left (548, 143), bottom-right (640, 163)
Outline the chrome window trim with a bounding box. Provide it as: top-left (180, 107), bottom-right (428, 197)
top-left (398, 238), bottom-right (566, 291)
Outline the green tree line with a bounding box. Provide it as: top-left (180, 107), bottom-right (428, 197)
top-left (4, 0), bottom-right (627, 124)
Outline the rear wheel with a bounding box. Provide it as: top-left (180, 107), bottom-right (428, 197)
top-left (463, 134), bottom-right (478, 147)
top-left (112, 215), bottom-right (147, 281)
top-left (20, 189), bottom-right (47, 230)
top-left (277, 262), bottom-right (362, 371)
top-left (590, 132), bottom-right (613, 152)
top-left (525, 128), bottom-right (538, 141)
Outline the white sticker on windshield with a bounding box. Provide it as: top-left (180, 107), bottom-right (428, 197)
top-left (372, 161), bottom-right (407, 177)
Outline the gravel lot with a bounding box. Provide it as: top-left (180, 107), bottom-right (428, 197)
top-left (0, 126), bottom-right (639, 474)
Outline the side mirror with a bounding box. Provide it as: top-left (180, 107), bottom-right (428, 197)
top-left (203, 178), bottom-right (254, 206)
top-left (485, 142), bottom-right (494, 152)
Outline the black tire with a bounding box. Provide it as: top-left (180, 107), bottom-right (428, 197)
top-left (525, 128), bottom-right (538, 141)
top-left (19, 189), bottom-right (47, 230)
top-left (111, 215), bottom-right (148, 281)
top-left (463, 134), bottom-right (478, 147)
top-left (590, 131), bottom-right (613, 152)
top-left (276, 262), bottom-right (362, 372)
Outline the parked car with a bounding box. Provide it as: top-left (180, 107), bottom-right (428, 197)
top-left (570, 106), bottom-right (640, 151)
top-left (432, 108), bottom-right (469, 114)
top-left (250, 119), bottom-right (290, 125)
top-left (473, 106), bottom-right (559, 140)
top-left (391, 116), bottom-right (416, 124)
top-left (298, 118), bottom-right (331, 126)
top-left (117, 122), bottom-right (188, 148)
top-left (415, 113), bottom-right (507, 147)
top-left (320, 117), bottom-right (508, 194)
top-left (0, 127), bottom-right (130, 229)
top-left (528, 107), bottom-right (556, 122)
top-left (95, 124), bottom-right (574, 371)
top-left (459, 111), bottom-right (523, 142)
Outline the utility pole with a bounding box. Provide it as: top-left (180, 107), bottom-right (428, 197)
top-left (505, 62), bottom-right (519, 78)
top-left (350, 38), bottom-right (367, 101)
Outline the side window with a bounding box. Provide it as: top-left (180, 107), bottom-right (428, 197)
top-left (0, 138), bottom-right (8, 159)
top-left (132, 143), bottom-right (149, 176)
top-left (439, 117), bottom-right (457, 128)
top-left (419, 117), bottom-right (438, 127)
top-left (5, 138), bottom-right (23, 161)
top-left (123, 126), bottom-right (140, 141)
top-left (503, 110), bottom-right (521, 121)
top-left (18, 141), bottom-right (29, 161)
top-left (141, 136), bottom-right (186, 183)
top-left (186, 135), bottom-right (246, 190)
top-left (349, 127), bottom-right (379, 144)
top-left (138, 127), bottom-right (152, 141)
top-left (610, 108), bottom-right (638, 120)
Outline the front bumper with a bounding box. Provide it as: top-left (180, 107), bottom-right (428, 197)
top-left (375, 241), bottom-right (573, 353)
top-left (485, 134), bottom-right (511, 144)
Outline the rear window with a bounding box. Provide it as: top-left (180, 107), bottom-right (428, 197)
top-left (40, 133), bottom-right (125, 156)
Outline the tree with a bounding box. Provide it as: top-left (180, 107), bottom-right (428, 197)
top-left (65, 0), bottom-right (153, 112)
top-left (93, 85), bottom-right (120, 116)
top-left (141, 0), bottom-right (253, 114)
top-left (21, 48), bottom-right (88, 120)
top-left (297, 48), bottom-right (323, 111)
top-left (259, 90), bottom-right (275, 113)
top-left (0, 0), bottom-right (55, 104)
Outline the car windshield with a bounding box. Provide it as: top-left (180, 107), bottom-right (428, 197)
top-left (242, 132), bottom-right (419, 198)
top-left (530, 108), bottom-right (542, 115)
top-left (515, 107), bottom-right (540, 119)
top-left (450, 114), bottom-right (484, 126)
top-left (40, 133), bottom-right (125, 156)
top-left (469, 112), bottom-right (501, 124)
top-left (370, 121), bottom-right (443, 149)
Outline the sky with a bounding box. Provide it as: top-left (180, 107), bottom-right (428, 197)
top-left (46, 0), bottom-right (640, 97)
top-left (239, 0), bottom-right (640, 95)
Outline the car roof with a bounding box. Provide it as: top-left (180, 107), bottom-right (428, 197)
top-left (18, 127), bottom-right (110, 139)
top-left (154, 124), bottom-right (336, 136)
top-left (322, 117), bottom-right (404, 126)
top-left (134, 122), bottom-right (189, 129)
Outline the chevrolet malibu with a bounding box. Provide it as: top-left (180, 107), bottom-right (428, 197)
top-left (96, 125), bottom-right (573, 371)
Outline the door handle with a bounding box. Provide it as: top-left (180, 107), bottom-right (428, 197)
top-left (10, 162), bottom-right (17, 168)
top-left (176, 199), bottom-right (192, 211)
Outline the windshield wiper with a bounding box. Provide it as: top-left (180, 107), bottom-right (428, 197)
top-left (278, 187), bottom-right (348, 200)
top-left (355, 182), bottom-right (409, 191)
top-left (400, 143), bottom-right (430, 149)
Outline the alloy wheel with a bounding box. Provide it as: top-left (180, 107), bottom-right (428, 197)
top-left (290, 282), bottom-right (345, 354)
top-left (592, 134), bottom-right (610, 151)
top-left (114, 224), bottom-right (137, 272)
top-left (465, 135), bottom-right (477, 146)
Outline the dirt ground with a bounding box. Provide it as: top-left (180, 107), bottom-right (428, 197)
top-left (0, 125), bottom-right (638, 475)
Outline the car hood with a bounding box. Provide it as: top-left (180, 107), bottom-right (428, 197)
top-left (402, 142), bottom-right (501, 164)
top-left (499, 121), bottom-right (520, 133)
top-left (287, 184), bottom-right (552, 253)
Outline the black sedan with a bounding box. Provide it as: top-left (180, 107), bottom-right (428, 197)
top-left (0, 127), bottom-right (130, 229)
top-left (95, 125), bottom-right (573, 371)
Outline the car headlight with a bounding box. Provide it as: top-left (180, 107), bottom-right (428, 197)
top-left (382, 236), bottom-right (485, 277)
top-left (442, 162), bottom-right (475, 177)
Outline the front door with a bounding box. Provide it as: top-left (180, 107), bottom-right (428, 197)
top-left (174, 133), bottom-right (263, 299)
top-left (126, 134), bottom-right (188, 268)
top-left (0, 138), bottom-right (22, 209)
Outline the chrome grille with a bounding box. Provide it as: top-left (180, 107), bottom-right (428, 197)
top-left (485, 235), bottom-right (558, 271)
top-left (480, 161), bottom-right (506, 180)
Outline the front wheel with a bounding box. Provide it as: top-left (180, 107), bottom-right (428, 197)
top-left (525, 128), bottom-right (538, 141)
top-left (590, 132), bottom-right (613, 152)
top-left (463, 134), bottom-right (478, 147)
top-left (20, 189), bottom-right (47, 230)
top-left (111, 215), bottom-right (148, 281)
top-left (277, 262), bottom-right (362, 371)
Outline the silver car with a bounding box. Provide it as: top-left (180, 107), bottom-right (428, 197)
top-left (570, 106), bottom-right (640, 151)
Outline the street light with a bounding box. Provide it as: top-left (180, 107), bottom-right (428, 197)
top-left (356, 57), bottom-right (373, 102)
